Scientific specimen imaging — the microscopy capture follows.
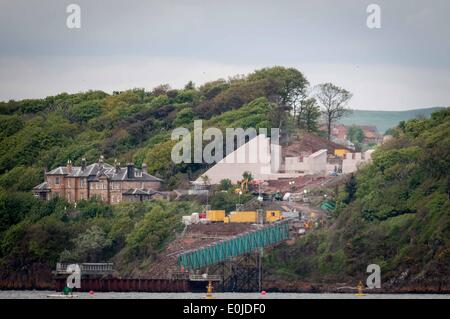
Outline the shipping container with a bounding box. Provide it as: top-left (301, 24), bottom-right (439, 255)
top-left (206, 210), bottom-right (226, 222)
top-left (228, 211), bottom-right (257, 223)
top-left (334, 148), bottom-right (349, 157)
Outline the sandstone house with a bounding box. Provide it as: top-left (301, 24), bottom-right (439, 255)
top-left (33, 157), bottom-right (162, 204)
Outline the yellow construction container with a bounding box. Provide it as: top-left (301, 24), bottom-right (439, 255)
top-left (334, 149), bottom-right (349, 157)
top-left (206, 210), bottom-right (226, 222)
top-left (228, 211), bottom-right (257, 223)
top-left (265, 210), bottom-right (283, 222)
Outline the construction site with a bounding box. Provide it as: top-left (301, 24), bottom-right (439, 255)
top-left (51, 132), bottom-right (373, 293)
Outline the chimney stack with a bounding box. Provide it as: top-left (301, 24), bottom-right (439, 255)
top-left (126, 163), bottom-right (134, 179)
top-left (114, 159), bottom-right (120, 173)
top-left (98, 155), bottom-right (104, 170)
top-left (142, 163), bottom-right (148, 174)
top-left (81, 157), bottom-right (86, 171)
top-left (66, 159), bottom-right (72, 173)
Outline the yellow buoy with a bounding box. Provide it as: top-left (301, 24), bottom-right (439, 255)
top-left (204, 281), bottom-right (215, 299)
top-left (354, 281), bottom-right (366, 297)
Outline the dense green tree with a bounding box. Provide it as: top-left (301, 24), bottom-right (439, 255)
top-left (347, 125), bottom-right (364, 144)
top-left (68, 100), bottom-right (103, 124)
top-left (198, 79), bottom-right (229, 100)
top-left (0, 166), bottom-right (42, 192)
top-left (173, 107), bottom-right (195, 127)
top-left (248, 66), bottom-right (309, 115)
top-left (248, 67), bottom-right (309, 132)
top-left (0, 190), bottom-right (38, 232)
top-left (219, 179), bottom-right (233, 191)
top-left (125, 205), bottom-right (179, 259)
top-left (297, 98), bottom-right (321, 132)
top-left (210, 192), bottom-right (252, 212)
top-left (60, 225), bottom-right (112, 262)
top-left (347, 125), bottom-right (365, 150)
top-left (343, 173), bottom-right (357, 204)
top-left (144, 140), bottom-right (178, 180)
top-left (0, 115), bottom-right (23, 141)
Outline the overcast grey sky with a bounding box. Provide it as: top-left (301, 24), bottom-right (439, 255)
top-left (0, 0), bottom-right (449, 110)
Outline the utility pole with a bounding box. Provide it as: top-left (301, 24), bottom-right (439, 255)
top-left (258, 248), bottom-right (263, 292)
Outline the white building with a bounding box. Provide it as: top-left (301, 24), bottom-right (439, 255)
top-left (194, 134), bottom-right (374, 185)
top-left (284, 149), bottom-right (327, 175)
top-left (342, 150), bottom-right (374, 174)
top-left (194, 134), bottom-right (279, 184)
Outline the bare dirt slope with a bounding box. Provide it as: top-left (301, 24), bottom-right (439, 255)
top-left (144, 223), bottom-right (256, 278)
top-left (283, 132), bottom-right (351, 157)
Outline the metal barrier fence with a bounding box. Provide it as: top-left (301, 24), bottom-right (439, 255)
top-left (177, 221), bottom-right (289, 270)
top-left (55, 263), bottom-right (114, 275)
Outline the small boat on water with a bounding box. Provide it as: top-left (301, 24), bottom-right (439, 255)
top-left (47, 285), bottom-right (79, 298)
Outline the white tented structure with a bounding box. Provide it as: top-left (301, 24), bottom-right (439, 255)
top-left (194, 134), bottom-right (280, 184)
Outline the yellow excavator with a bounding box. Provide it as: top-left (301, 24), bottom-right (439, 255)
top-left (237, 178), bottom-right (249, 193)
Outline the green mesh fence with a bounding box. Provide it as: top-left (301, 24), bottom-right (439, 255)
top-left (177, 221), bottom-right (289, 270)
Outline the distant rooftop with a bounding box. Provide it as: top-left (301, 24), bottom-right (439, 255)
top-left (46, 158), bottom-right (162, 182)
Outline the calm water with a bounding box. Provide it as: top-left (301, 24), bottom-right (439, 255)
top-left (0, 291), bottom-right (449, 299)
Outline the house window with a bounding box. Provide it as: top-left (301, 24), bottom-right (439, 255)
top-left (80, 179), bottom-right (85, 187)
top-left (55, 177), bottom-right (60, 185)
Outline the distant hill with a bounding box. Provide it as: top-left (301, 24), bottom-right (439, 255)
top-left (338, 107), bottom-right (445, 134)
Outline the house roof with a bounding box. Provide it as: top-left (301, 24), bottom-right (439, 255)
top-left (100, 167), bottom-right (162, 182)
top-left (46, 162), bottom-right (162, 182)
top-left (47, 163), bottom-right (115, 177)
top-left (33, 181), bottom-right (50, 191)
top-left (122, 188), bottom-right (161, 196)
